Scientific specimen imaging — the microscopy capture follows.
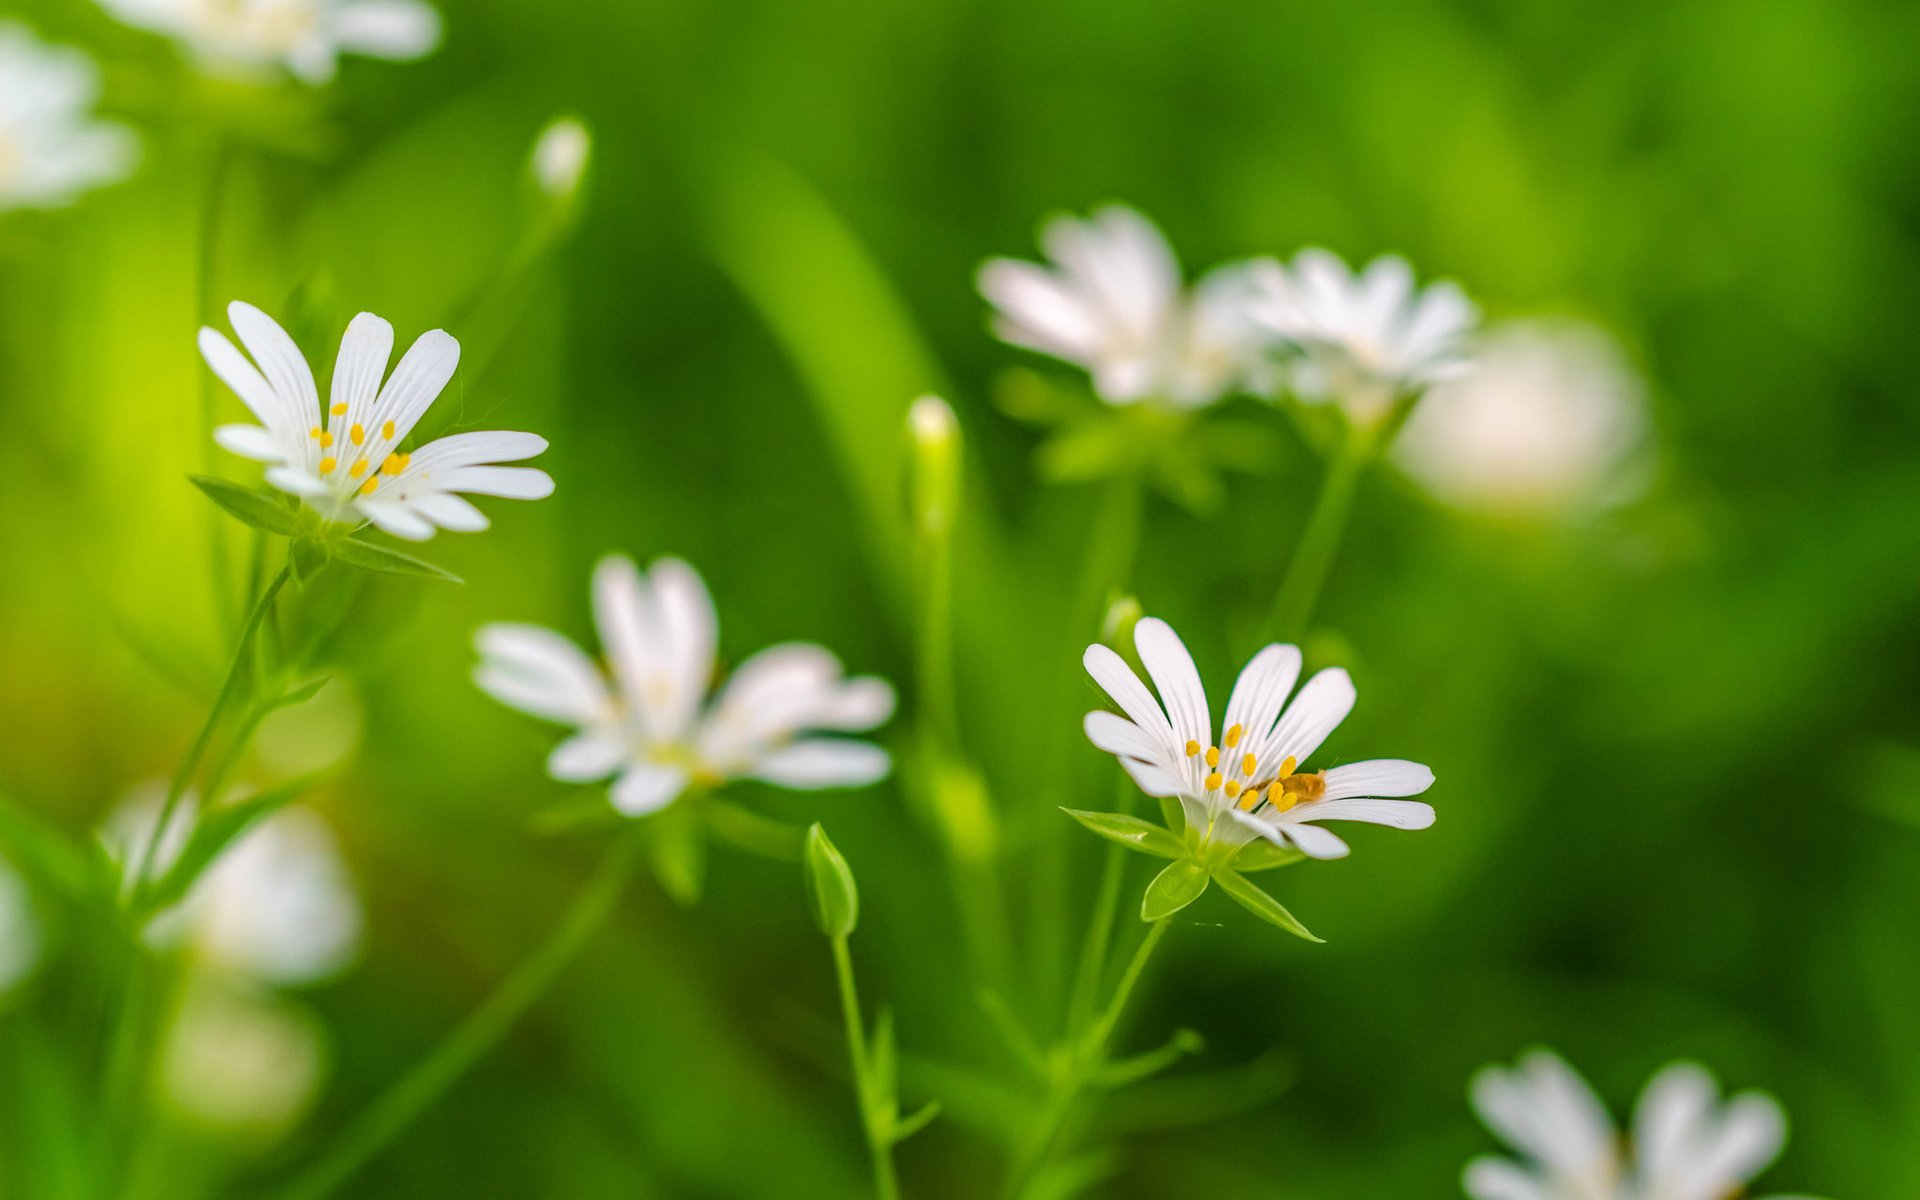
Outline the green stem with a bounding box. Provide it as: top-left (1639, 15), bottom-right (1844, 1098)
top-left (132, 564), bottom-right (290, 894)
top-left (832, 935), bottom-right (902, 1200)
top-left (1268, 426), bottom-right (1370, 642)
top-left (263, 836), bottom-right (641, 1200)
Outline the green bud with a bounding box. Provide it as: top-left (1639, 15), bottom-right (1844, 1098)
top-left (907, 395), bottom-right (961, 539)
top-left (1100, 594), bottom-right (1143, 649)
top-left (803, 823), bottom-right (859, 937)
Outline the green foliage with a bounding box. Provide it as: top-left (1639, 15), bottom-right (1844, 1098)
top-left (327, 537), bottom-right (462, 583)
top-left (1140, 860), bottom-right (1210, 921)
top-left (190, 475), bottom-right (302, 537)
top-left (1061, 809), bottom-right (1185, 859)
top-left (1212, 868), bottom-right (1321, 943)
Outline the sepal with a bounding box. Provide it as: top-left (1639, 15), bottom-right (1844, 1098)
top-left (1141, 859), bottom-right (1210, 921)
top-left (1061, 808), bottom-right (1184, 859)
top-left (330, 537), bottom-right (462, 583)
top-left (190, 475), bottom-right (301, 537)
top-left (1213, 867), bottom-right (1321, 942)
top-left (802, 823), bottom-right (859, 937)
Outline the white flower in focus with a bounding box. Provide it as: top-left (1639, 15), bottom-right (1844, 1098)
top-left (1465, 1049), bottom-right (1822, 1200)
top-left (1249, 248), bottom-right (1478, 423)
top-left (0, 23), bottom-right (138, 212)
top-left (98, 0), bottom-right (440, 84)
top-left (1084, 617), bottom-right (1434, 861)
top-left (159, 978), bottom-right (325, 1135)
top-left (979, 204), bottom-right (1270, 408)
top-left (105, 791), bottom-right (361, 986)
top-left (0, 856), bottom-right (38, 994)
top-left (1393, 319), bottom-right (1650, 515)
top-left (202, 301), bottom-right (554, 541)
top-left (475, 556), bottom-right (897, 817)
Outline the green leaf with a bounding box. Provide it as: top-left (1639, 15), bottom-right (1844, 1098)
top-left (136, 772), bottom-right (328, 914)
top-left (329, 537), bottom-right (462, 582)
top-left (0, 793), bottom-right (112, 905)
top-left (802, 822), bottom-right (859, 937)
top-left (1213, 868), bottom-right (1322, 942)
top-left (891, 1100), bottom-right (941, 1143)
top-left (1141, 859), bottom-right (1210, 921)
top-left (1060, 809), bottom-right (1184, 859)
top-left (1230, 839), bottom-right (1308, 873)
top-left (190, 475), bottom-right (301, 536)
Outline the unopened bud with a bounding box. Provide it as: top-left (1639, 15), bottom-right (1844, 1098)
top-left (530, 116), bottom-right (591, 202)
top-left (803, 823), bottom-right (859, 938)
top-left (907, 395), bottom-right (960, 538)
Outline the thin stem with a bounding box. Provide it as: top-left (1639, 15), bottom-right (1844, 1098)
top-left (1268, 425), bottom-right (1370, 641)
top-left (1080, 920), bottom-right (1167, 1057)
top-left (264, 835), bottom-right (641, 1200)
top-left (1065, 774), bottom-right (1141, 1031)
top-left (132, 564), bottom-right (290, 894)
top-left (832, 935), bottom-right (902, 1200)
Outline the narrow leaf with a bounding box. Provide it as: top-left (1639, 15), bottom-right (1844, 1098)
top-left (190, 475), bottom-right (301, 537)
top-left (1213, 868), bottom-right (1322, 943)
top-left (330, 537), bottom-right (462, 582)
top-left (1060, 808), bottom-right (1184, 859)
top-left (1141, 859), bottom-right (1210, 921)
top-left (891, 1100), bottom-right (941, 1143)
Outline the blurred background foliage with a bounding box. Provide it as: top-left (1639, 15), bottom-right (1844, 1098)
top-left (2, 0), bottom-right (1918, 1195)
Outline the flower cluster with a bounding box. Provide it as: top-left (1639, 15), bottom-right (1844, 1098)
top-left (97, 0), bottom-right (441, 84)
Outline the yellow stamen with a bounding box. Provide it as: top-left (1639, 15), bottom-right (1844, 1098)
top-left (381, 452), bottom-right (409, 476)
top-left (1277, 755), bottom-right (1298, 779)
top-left (318, 456), bottom-right (337, 473)
top-left (309, 427), bottom-right (322, 440)
top-left (1223, 780), bottom-right (1241, 799)
top-left (1204, 772), bottom-right (1223, 792)
top-left (349, 460), bottom-right (369, 477)
top-left (1204, 746), bottom-right (1220, 768)
top-left (331, 403), bottom-right (348, 417)
top-left (1238, 787), bottom-right (1263, 812)
top-left (319, 431), bottom-right (335, 447)
top-left (381, 420), bottom-right (396, 440)
top-left (1224, 723), bottom-right (1244, 748)
top-left (350, 423), bottom-right (366, 446)
top-left (1242, 753), bottom-right (1258, 776)
top-left (1183, 740), bottom-right (1200, 758)
top-left (358, 477), bottom-right (378, 496)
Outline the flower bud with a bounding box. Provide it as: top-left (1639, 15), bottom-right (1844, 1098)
top-left (529, 116), bottom-right (591, 204)
top-left (803, 823), bottom-right (859, 938)
top-left (906, 395), bottom-right (960, 539)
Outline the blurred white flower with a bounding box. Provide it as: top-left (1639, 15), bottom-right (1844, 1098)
top-left (105, 789), bottom-right (361, 986)
top-left (0, 23), bottom-right (138, 212)
top-left (203, 301), bottom-right (554, 541)
top-left (1084, 617), bottom-right (1434, 861)
top-left (475, 555), bottom-right (897, 817)
top-left (160, 977), bottom-right (325, 1135)
top-left (0, 856), bottom-right (39, 994)
top-left (529, 114), bottom-right (591, 201)
top-left (98, 0), bottom-right (440, 84)
top-left (978, 204), bottom-right (1270, 408)
top-left (1465, 1049), bottom-right (1823, 1200)
top-left (1249, 248), bottom-right (1477, 423)
top-left (1393, 319), bottom-right (1650, 515)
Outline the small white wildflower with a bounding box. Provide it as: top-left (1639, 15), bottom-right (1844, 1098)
top-left (979, 204), bottom-right (1269, 408)
top-left (1084, 617), bottom-right (1434, 861)
top-left (475, 556), bottom-right (896, 817)
top-left (0, 23), bottom-right (138, 212)
top-left (203, 301), bottom-right (554, 541)
top-left (98, 0), bottom-right (440, 84)
top-left (1249, 248), bottom-right (1478, 423)
top-left (529, 115), bottom-right (591, 201)
top-left (159, 978), bottom-right (326, 1135)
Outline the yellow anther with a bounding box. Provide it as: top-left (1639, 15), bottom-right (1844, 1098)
top-left (1223, 780), bottom-right (1241, 799)
top-left (350, 423), bottom-right (366, 446)
top-left (1183, 740), bottom-right (1200, 758)
top-left (319, 431), bottom-right (335, 448)
top-left (358, 477), bottom-right (378, 496)
top-left (1204, 772), bottom-right (1223, 792)
top-left (381, 452), bottom-right (408, 476)
top-left (1224, 723), bottom-right (1244, 748)
top-left (331, 403), bottom-right (348, 417)
top-left (349, 460), bottom-right (369, 477)
top-left (318, 456), bottom-right (337, 473)
top-left (1242, 753), bottom-right (1258, 776)
top-left (1278, 755), bottom-right (1298, 779)
top-left (1238, 787), bottom-right (1263, 812)
top-left (309, 427), bottom-right (322, 440)
top-left (381, 420), bottom-right (396, 440)
top-left (1204, 746), bottom-right (1220, 768)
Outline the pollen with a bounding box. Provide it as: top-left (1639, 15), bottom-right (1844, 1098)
top-left (382, 420), bottom-right (396, 440)
top-left (309, 427), bottom-right (322, 440)
top-left (358, 477), bottom-right (378, 497)
top-left (320, 432), bottom-right (335, 447)
top-left (350, 423), bottom-right (366, 446)
top-left (349, 460), bottom-right (369, 477)
top-left (318, 456), bottom-right (337, 473)
top-left (1242, 753), bottom-right (1258, 776)
top-left (1277, 755), bottom-right (1298, 779)
top-left (1184, 740), bottom-right (1201, 758)
top-left (1224, 723), bottom-right (1244, 748)
top-left (1223, 780), bottom-right (1241, 799)
top-left (1204, 772), bottom-right (1223, 791)
top-left (1204, 746), bottom-right (1220, 768)
top-left (331, 403), bottom-right (348, 417)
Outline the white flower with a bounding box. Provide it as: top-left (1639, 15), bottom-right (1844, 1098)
top-left (98, 0), bottom-right (440, 84)
top-left (1249, 248), bottom-right (1478, 422)
top-left (475, 555), bottom-right (897, 817)
top-left (0, 855), bottom-right (38, 994)
top-left (0, 23), bottom-right (138, 212)
top-left (1393, 319), bottom-right (1650, 514)
top-left (105, 790), bottom-right (362, 987)
top-left (1465, 1049), bottom-right (1823, 1200)
top-left (978, 204), bottom-right (1270, 408)
top-left (159, 977), bottom-right (326, 1135)
top-left (1083, 617), bottom-right (1435, 861)
top-left (202, 301), bottom-right (554, 541)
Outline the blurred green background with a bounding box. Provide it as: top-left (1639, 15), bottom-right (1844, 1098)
top-left (3, 0), bottom-right (1918, 1195)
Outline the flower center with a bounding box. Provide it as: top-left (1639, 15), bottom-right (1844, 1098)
top-left (310, 413), bottom-right (412, 498)
top-left (1182, 727), bottom-right (1324, 813)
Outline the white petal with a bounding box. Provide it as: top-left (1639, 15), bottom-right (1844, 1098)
top-left (333, 0), bottom-right (442, 59)
top-left (213, 423), bottom-right (287, 462)
top-left (978, 259), bottom-right (1104, 360)
top-left (1689, 1095), bottom-right (1786, 1192)
top-left (408, 492), bottom-right (489, 532)
top-left (1261, 667), bottom-right (1355, 768)
top-left (407, 430), bottom-right (549, 471)
top-left (472, 623), bottom-right (611, 725)
top-left (546, 733), bottom-right (625, 782)
top-left (264, 466), bottom-right (330, 498)
top-left (752, 740), bottom-right (890, 789)
top-left (1120, 757), bottom-right (1184, 798)
top-left (200, 327), bottom-right (294, 438)
top-left (1082, 643), bottom-right (1176, 749)
top-left (429, 465), bottom-right (555, 500)
top-left (356, 499), bottom-right (435, 541)
top-left (1472, 1051), bottom-right (1616, 1175)
top-left (1278, 822), bottom-right (1348, 859)
top-left (330, 312), bottom-right (393, 429)
top-left (610, 764), bottom-right (686, 817)
top-left (809, 677), bottom-right (896, 732)
top-left (1133, 617), bottom-right (1210, 753)
top-left (1634, 1062), bottom-right (1717, 1184)
top-left (194, 807), bottom-right (359, 985)
top-left (1221, 644), bottom-right (1302, 754)
top-left (1320, 760), bottom-right (1434, 800)
top-left (648, 557), bottom-right (718, 740)
top-left (1284, 798), bottom-right (1435, 830)
top-left (593, 554), bottom-right (657, 724)
top-left (1461, 1159), bottom-right (1552, 1200)
top-left (364, 328), bottom-right (458, 450)
top-left (1083, 710), bottom-right (1169, 765)
top-left (227, 302), bottom-right (320, 435)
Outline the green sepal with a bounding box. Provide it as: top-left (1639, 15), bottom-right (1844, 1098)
top-left (190, 475), bottom-right (301, 537)
top-left (802, 822), bottom-right (859, 937)
top-left (1141, 858), bottom-right (1210, 921)
top-left (1060, 808), bottom-right (1184, 859)
top-left (1212, 868), bottom-right (1322, 942)
top-left (329, 537), bottom-right (462, 583)
top-left (135, 771), bottom-right (329, 914)
top-left (646, 803), bottom-right (706, 906)
top-left (288, 536), bottom-right (330, 584)
top-left (1230, 839), bottom-right (1308, 873)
